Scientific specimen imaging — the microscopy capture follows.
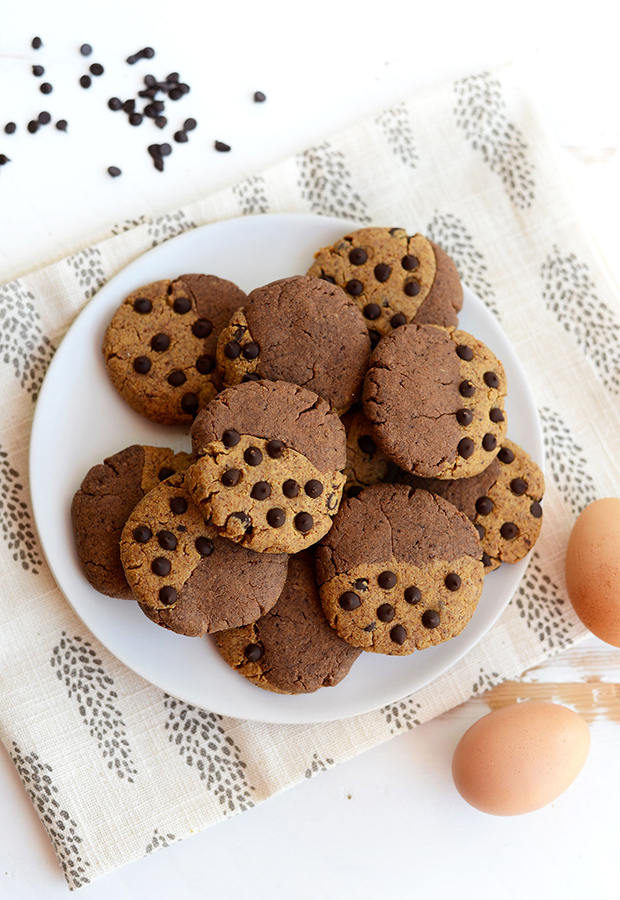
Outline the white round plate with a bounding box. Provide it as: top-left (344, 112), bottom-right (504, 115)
top-left (30, 213), bottom-right (543, 724)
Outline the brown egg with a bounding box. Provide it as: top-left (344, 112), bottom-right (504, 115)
top-left (565, 498), bottom-right (620, 646)
top-left (452, 701), bottom-right (590, 815)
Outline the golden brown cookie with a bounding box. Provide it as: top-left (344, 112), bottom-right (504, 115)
top-left (307, 227), bottom-right (462, 342)
top-left (315, 484), bottom-right (485, 656)
top-left (214, 549), bottom-right (361, 693)
top-left (71, 444), bottom-right (192, 599)
top-left (364, 324), bottom-right (507, 479)
top-left (215, 275), bottom-right (370, 414)
top-left (120, 471), bottom-right (289, 636)
top-left (102, 274), bottom-right (246, 425)
top-left (341, 408), bottom-right (396, 499)
top-left (188, 380), bottom-right (347, 554)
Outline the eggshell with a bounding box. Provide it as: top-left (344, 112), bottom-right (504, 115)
top-left (565, 497), bottom-right (620, 646)
top-left (451, 701), bottom-right (590, 816)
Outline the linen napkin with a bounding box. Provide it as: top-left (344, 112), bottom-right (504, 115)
top-left (0, 63), bottom-right (615, 889)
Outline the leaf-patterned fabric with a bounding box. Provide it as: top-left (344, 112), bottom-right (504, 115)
top-left (0, 64), bottom-right (615, 889)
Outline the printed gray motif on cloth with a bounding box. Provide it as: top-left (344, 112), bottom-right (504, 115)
top-left (147, 210), bottom-right (197, 248)
top-left (145, 827), bottom-right (177, 854)
top-left (541, 245), bottom-right (620, 395)
top-left (50, 632), bottom-right (138, 782)
top-left (454, 72), bottom-right (535, 210)
top-left (111, 215), bottom-right (149, 235)
top-left (233, 175), bottom-right (270, 216)
top-left (296, 142), bottom-right (372, 224)
top-left (66, 247), bottom-right (107, 301)
top-left (164, 696), bottom-right (255, 812)
top-left (0, 445), bottom-right (43, 573)
top-left (0, 281), bottom-right (55, 400)
top-left (425, 211), bottom-right (500, 318)
top-left (539, 406), bottom-right (598, 516)
top-left (305, 752), bottom-right (335, 779)
top-left (375, 103), bottom-right (419, 170)
top-left (513, 551), bottom-right (574, 651)
top-left (380, 697), bottom-right (423, 735)
top-left (471, 665), bottom-right (504, 696)
top-left (9, 743), bottom-right (91, 890)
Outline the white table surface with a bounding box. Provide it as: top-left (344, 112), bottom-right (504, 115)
top-left (2, 2), bottom-right (620, 897)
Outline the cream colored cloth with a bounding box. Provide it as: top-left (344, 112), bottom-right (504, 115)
top-left (0, 65), bottom-right (614, 889)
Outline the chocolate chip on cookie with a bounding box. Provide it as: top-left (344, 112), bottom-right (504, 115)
top-left (398, 439), bottom-right (544, 570)
top-left (215, 275), bottom-right (370, 414)
top-left (307, 227), bottom-right (463, 338)
top-left (103, 274), bottom-right (246, 425)
top-left (188, 380), bottom-right (347, 553)
top-left (364, 324), bottom-right (507, 479)
top-left (315, 484), bottom-right (485, 656)
top-left (341, 407), bottom-right (396, 498)
top-left (71, 445), bottom-right (192, 599)
top-left (214, 549), bottom-right (361, 693)
top-left (120, 471), bottom-right (289, 635)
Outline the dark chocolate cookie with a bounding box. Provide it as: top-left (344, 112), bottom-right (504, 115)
top-left (216, 275), bottom-right (370, 414)
top-left (315, 483), bottom-right (485, 656)
top-left (214, 549), bottom-right (361, 693)
top-left (71, 444), bottom-right (192, 599)
top-left (307, 227), bottom-right (462, 341)
top-left (188, 380), bottom-right (347, 553)
top-left (120, 471), bottom-right (289, 636)
top-left (364, 324), bottom-right (507, 479)
top-left (103, 274), bottom-right (246, 425)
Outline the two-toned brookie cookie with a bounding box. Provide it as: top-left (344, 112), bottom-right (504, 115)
top-left (188, 380), bottom-right (347, 553)
top-left (397, 439), bottom-right (544, 571)
top-left (307, 226), bottom-right (463, 343)
top-left (364, 324), bottom-right (507, 479)
top-left (71, 444), bottom-right (191, 599)
top-left (119, 471), bottom-right (289, 636)
top-left (216, 275), bottom-right (370, 414)
top-left (102, 273), bottom-right (246, 425)
top-left (315, 483), bottom-right (485, 656)
top-left (214, 549), bottom-right (362, 693)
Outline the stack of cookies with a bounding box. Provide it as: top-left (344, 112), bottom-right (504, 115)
top-left (71, 227), bottom-right (545, 695)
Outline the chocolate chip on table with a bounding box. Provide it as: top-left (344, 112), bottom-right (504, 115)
top-left (159, 586), bottom-right (177, 605)
top-left (500, 522), bottom-right (519, 540)
top-left (4, 122), bottom-right (16, 134)
top-left (244, 447), bottom-right (263, 466)
top-left (126, 47), bottom-right (155, 64)
top-left (32, 65), bottom-right (44, 77)
top-left (244, 643), bottom-right (264, 662)
top-left (363, 303), bottom-right (381, 320)
top-left (133, 297), bottom-right (152, 313)
top-left (267, 508), bottom-right (286, 528)
top-left (222, 429), bottom-right (241, 448)
top-left (153, 156), bottom-right (164, 172)
top-left (192, 318), bottom-right (213, 337)
top-left (304, 479), bottom-right (323, 498)
top-left (253, 91), bottom-right (266, 102)
top-left (79, 75), bottom-right (91, 89)
top-left (129, 112), bottom-right (143, 126)
top-left (294, 512), bottom-right (313, 533)
top-left (133, 525), bottom-right (152, 543)
top-left (133, 356), bottom-right (151, 373)
top-left (401, 254), bottom-right (419, 270)
top-left (498, 446), bottom-right (515, 464)
top-left (456, 344), bottom-right (473, 361)
top-left (31, 37), bottom-right (43, 49)
top-left (377, 603), bottom-right (395, 622)
top-left (404, 586), bottom-right (421, 604)
top-left (489, 407), bottom-right (504, 422)
top-left (170, 496), bottom-right (188, 514)
top-left (178, 83), bottom-right (190, 94)
top-left (444, 573), bottom-right (461, 591)
top-left (27, 120), bottom-right (39, 134)
top-left (456, 408), bottom-right (473, 426)
top-left (196, 354), bottom-right (215, 373)
top-left (404, 280), bottom-right (420, 296)
top-left (184, 117), bottom-right (197, 130)
top-left (349, 247), bottom-right (367, 265)
top-left (0, 154), bottom-right (10, 165)
top-left (80, 43), bottom-right (93, 56)
top-left (422, 609), bottom-right (440, 629)
top-left (378, 570), bottom-right (397, 589)
top-left (107, 166), bottom-right (122, 178)
top-left (251, 481), bottom-right (271, 500)
top-left (222, 469), bottom-right (241, 487)
top-left (346, 279), bottom-right (363, 296)
top-left (158, 467), bottom-right (174, 481)
top-left (458, 437), bottom-right (475, 458)
top-left (158, 530), bottom-right (177, 550)
top-left (89, 63), bottom-right (104, 76)
top-left (151, 333), bottom-right (170, 351)
top-left (475, 496), bottom-right (494, 515)
top-left (214, 140), bottom-right (231, 152)
top-left (174, 131), bottom-right (188, 143)
top-left (55, 120), bottom-right (68, 132)
top-left (123, 99), bottom-right (136, 113)
top-left (483, 371), bottom-right (500, 388)
top-left (339, 591), bottom-right (361, 610)
top-left (390, 624), bottom-right (407, 644)
top-left (155, 116), bottom-right (167, 128)
top-left (530, 501), bottom-right (542, 518)
top-left (482, 433), bottom-right (497, 451)
top-left (38, 111), bottom-right (51, 125)
top-left (144, 74), bottom-right (157, 87)
top-left (144, 104), bottom-right (160, 118)
top-left (282, 479), bottom-right (299, 498)
top-left (374, 263), bottom-right (391, 282)
top-left (40, 82), bottom-right (53, 94)
top-left (266, 440), bottom-right (284, 458)
top-left (195, 536), bottom-right (214, 557)
top-left (167, 72), bottom-right (179, 82)
top-left (151, 557), bottom-right (171, 576)
top-left (459, 380), bottom-right (476, 398)
top-left (169, 88), bottom-right (182, 101)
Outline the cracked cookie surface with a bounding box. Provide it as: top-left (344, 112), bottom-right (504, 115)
top-left (364, 324), bottom-right (507, 479)
top-left (315, 483), bottom-right (485, 656)
top-left (307, 227), bottom-right (462, 341)
top-left (103, 273), bottom-right (246, 425)
top-left (120, 471), bottom-right (288, 636)
top-left (214, 549), bottom-right (361, 693)
top-left (71, 444), bottom-right (191, 599)
top-left (215, 275), bottom-right (370, 414)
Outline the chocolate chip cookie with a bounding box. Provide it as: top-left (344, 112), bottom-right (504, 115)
top-left (71, 444), bottom-right (192, 599)
top-left (315, 484), bottom-right (485, 655)
top-left (103, 274), bottom-right (246, 425)
top-left (120, 471), bottom-right (289, 636)
top-left (216, 275), bottom-right (370, 414)
top-left (341, 408), bottom-right (396, 499)
top-left (307, 227), bottom-right (463, 342)
top-left (214, 549), bottom-right (361, 693)
top-left (364, 324), bottom-right (507, 479)
top-left (188, 380), bottom-right (347, 553)
top-left (398, 439), bottom-right (544, 570)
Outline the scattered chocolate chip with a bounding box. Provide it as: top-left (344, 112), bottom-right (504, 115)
top-left (401, 254), bottom-right (419, 270)
top-left (390, 313), bottom-right (407, 328)
top-left (346, 279), bottom-right (364, 296)
top-left (192, 318), bottom-right (213, 338)
top-left (178, 83), bottom-right (190, 94)
top-left (339, 591), bottom-right (361, 610)
top-left (224, 341), bottom-right (241, 359)
top-left (349, 247), bottom-right (367, 265)
top-left (4, 122), bottom-right (16, 134)
top-left (181, 393), bottom-right (198, 415)
top-left (184, 117), bottom-right (197, 131)
top-left (32, 65), bottom-right (44, 77)
top-left (167, 72), bottom-right (179, 82)
top-left (174, 130), bottom-right (188, 143)
top-left (244, 447), bottom-right (263, 466)
top-left (390, 624), bottom-right (407, 645)
top-left (294, 512), bottom-right (313, 533)
top-left (459, 380), bottom-right (476, 397)
top-left (456, 408), bottom-right (474, 426)
top-left (475, 523), bottom-right (486, 539)
top-left (144, 74), bottom-right (157, 87)
top-left (170, 496), bottom-right (188, 515)
top-left (377, 603), bottom-right (395, 622)
top-left (27, 120), bottom-right (39, 134)
top-left (422, 609), bottom-right (440, 629)
top-left (369, 330), bottom-right (381, 349)
top-left (404, 586), bottom-right (421, 605)
top-left (133, 356), bottom-right (151, 374)
top-left (0, 154), bottom-right (9, 164)
top-left (158, 530), bottom-right (177, 551)
top-left (267, 508), bottom-right (286, 528)
top-left (489, 407), bottom-right (504, 423)
top-left (530, 501), bottom-right (542, 518)
top-left (133, 297), bottom-right (152, 313)
top-left (80, 43), bottom-right (93, 56)
top-left (32, 37), bottom-right (43, 49)
top-left (244, 643), bottom-right (264, 662)
top-left (173, 296), bottom-right (191, 314)
top-left (167, 370), bottom-right (186, 387)
top-left (363, 303), bottom-right (381, 320)
top-left (126, 47), bottom-right (155, 64)
top-left (169, 88), bottom-right (182, 101)
top-left (266, 439), bottom-right (284, 458)
top-left (482, 552), bottom-right (492, 567)
top-left (373, 263), bottom-right (391, 282)
top-left (404, 280), bottom-right (420, 296)
top-left (357, 434), bottom-right (376, 456)
top-left (242, 342), bottom-right (260, 360)
top-left (253, 91), bottom-right (266, 102)
top-left (445, 573), bottom-right (461, 591)
top-left (159, 586), bottom-right (177, 605)
top-left (456, 344), bottom-right (473, 361)
top-left (55, 119), bottom-right (68, 132)
top-left (123, 99), bottom-right (136, 113)
top-left (89, 63), bottom-right (104, 76)
top-left (458, 437), bottom-right (475, 459)
top-left (152, 557), bottom-right (171, 576)
top-left (159, 142), bottom-right (172, 157)
top-left (107, 166), bottom-right (122, 178)
top-left (222, 469), bottom-right (241, 487)
top-left (353, 578), bottom-right (368, 592)
top-left (498, 446), bottom-right (515, 464)
top-left (196, 354), bottom-right (215, 374)
top-left (475, 496), bottom-right (494, 515)
top-left (500, 522), bottom-right (519, 540)
top-left (215, 140), bottom-right (231, 152)
top-left (482, 433), bottom-right (497, 452)
top-left (129, 113), bottom-right (143, 126)
top-left (133, 525), bottom-right (152, 543)
top-left (251, 481), bottom-right (271, 501)
top-left (158, 467), bottom-right (174, 481)
top-left (37, 111), bottom-right (50, 125)
top-left (79, 76), bottom-right (91, 89)
top-left (151, 333), bottom-right (170, 352)
top-left (484, 371), bottom-right (500, 388)
top-left (282, 479), bottom-right (299, 498)
top-left (155, 116), bottom-right (167, 128)
top-left (195, 536), bottom-right (214, 557)
top-left (303, 480), bottom-right (323, 499)
top-left (222, 429), bottom-right (241, 447)
top-left (144, 104), bottom-right (159, 118)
